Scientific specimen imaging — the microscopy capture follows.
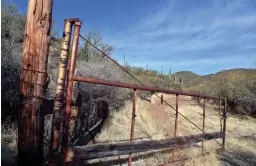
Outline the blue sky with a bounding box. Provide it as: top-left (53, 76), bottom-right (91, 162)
top-left (5, 0), bottom-right (256, 75)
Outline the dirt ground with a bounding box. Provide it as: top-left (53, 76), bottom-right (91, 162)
top-left (149, 93), bottom-right (256, 166)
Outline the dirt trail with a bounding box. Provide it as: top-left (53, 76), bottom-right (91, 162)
top-left (148, 93), bottom-right (191, 137)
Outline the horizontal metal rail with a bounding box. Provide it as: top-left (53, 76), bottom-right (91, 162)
top-left (66, 132), bottom-right (223, 161)
top-left (73, 75), bottom-right (220, 99)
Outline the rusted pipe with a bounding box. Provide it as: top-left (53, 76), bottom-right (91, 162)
top-left (222, 98), bottom-right (227, 150)
top-left (172, 94), bottom-right (179, 161)
top-left (73, 76), bottom-right (220, 99)
top-left (128, 89), bottom-right (136, 166)
top-left (49, 18), bottom-right (77, 166)
top-left (202, 98), bottom-right (206, 153)
top-left (63, 21), bottom-right (82, 164)
top-left (68, 107), bottom-right (79, 144)
top-left (219, 98), bottom-right (222, 132)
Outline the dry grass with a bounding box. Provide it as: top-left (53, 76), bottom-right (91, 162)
top-left (1, 116), bottom-right (18, 165)
top-left (95, 97), bottom-right (168, 143)
top-left (1, 115), bottom-right (53, 165)
top-left (94, 93), bottom-right (256, 165)
top-left (1, 93), bottom-right (256, 165)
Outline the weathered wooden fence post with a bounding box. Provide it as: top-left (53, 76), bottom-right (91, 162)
top-left (18, 0), bottom-right (53, 165)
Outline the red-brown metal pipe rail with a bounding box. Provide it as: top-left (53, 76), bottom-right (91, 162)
top-left (172, 94), bottom-right (179, 161)
top-left (128, 90), bottom-right (136, 166)
top-left (73, 76), bottom-right (220, 100)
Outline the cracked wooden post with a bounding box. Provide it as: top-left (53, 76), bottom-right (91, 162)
top-left (48, 18), bottom-right (78, 166)
top-left (128, 89), bottom-right (137, 166)
top-left (18, 0), bottom-right (53, 165)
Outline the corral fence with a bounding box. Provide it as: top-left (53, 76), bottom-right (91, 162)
top-left (48, 18), bottom-right (227, 166)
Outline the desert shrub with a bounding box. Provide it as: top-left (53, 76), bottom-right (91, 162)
top-left (1, 4), bottom-right (25, 103)
top-left (124, 66), bottom-right (182, 100)
top-left (215, 78), bottom-right (256, 116)
top-left (187, 76), bottom-right (256, 116)
top-left (75, 60), bottom-right (130, 109)
top-left (77, 31), bottom-right (114, 62)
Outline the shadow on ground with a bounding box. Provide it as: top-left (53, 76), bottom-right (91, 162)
top-left (219, 149), bottom-right (256, 166)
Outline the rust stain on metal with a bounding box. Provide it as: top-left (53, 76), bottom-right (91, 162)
top-left (68, 107), bottom-right (79, 144)
top-left (65, 148), bottom-right (75, 162)
top-left (129, 90), bottom-right (137, 166)
top-left (48, 18), bottom-right (74, 166)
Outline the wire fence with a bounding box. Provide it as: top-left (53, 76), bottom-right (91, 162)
top-left (78, 34), bottom-right (222, 146)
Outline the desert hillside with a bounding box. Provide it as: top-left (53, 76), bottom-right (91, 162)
top-left (172, 68), bottom-right (256, 88)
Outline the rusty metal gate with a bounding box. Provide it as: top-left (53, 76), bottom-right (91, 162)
top-left (48, 18), bottom-right (227, 166)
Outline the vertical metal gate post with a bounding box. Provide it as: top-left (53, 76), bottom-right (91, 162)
top-left (202, 98), bottom-right (206, 153)
top-left (172, 94), bottom-right (179, 161)
top-left (129, 89), bottom-right (137, 166)
top-left (49, 18), bottom-right (77, 166)
top-left (219, 98), bottom-right (223, 132)
top-left (222, 98), bottom-right (227, 150)
top-left (63, 21), bottom-right (82, 164)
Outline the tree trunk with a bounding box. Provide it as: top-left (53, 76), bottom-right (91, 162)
top-left (18, 0), bottom-right (53, 165)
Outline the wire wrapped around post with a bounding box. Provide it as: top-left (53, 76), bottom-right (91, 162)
top-left (128, 89), bottom-right (136, 166)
